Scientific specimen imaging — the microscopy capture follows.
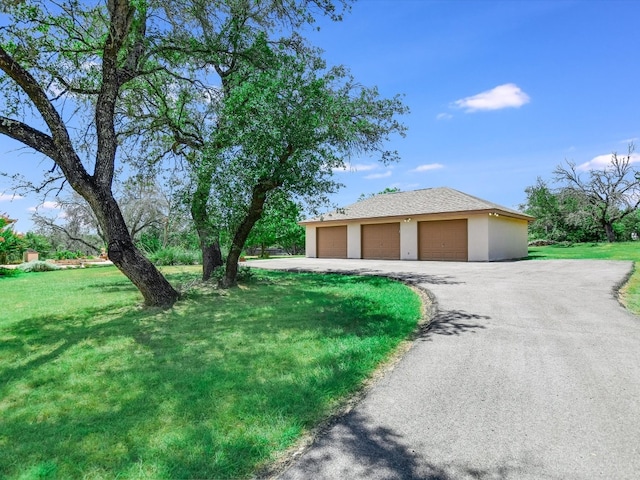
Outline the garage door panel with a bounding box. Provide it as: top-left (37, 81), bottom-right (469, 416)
top-left (419, 219), bottom-right (467, 261)
top-left (316, 226), bottom-right (347, 258)
top-left (362, 223), bottom-right (400, 260)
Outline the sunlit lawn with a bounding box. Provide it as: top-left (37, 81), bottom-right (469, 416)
top-left (528, 241), bottom-right (640, 314)
top-left (528, 241), bottom-right (640, 261)
top-left (0, 266), bottom-right (422, 479)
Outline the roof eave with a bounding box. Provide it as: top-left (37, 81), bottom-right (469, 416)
top-left (300, 208), bottom-right (535, 225)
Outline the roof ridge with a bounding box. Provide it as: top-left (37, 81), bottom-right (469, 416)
top-left (302, 186), bottom-right (532, 223)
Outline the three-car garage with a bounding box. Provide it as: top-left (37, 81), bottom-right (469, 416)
top-left (315, 219), bottom-right (469, 261)
top-left (305, 187), bottom-right (532, 262)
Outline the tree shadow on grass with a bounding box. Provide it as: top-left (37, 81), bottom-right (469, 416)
top-left (279, 267), bottom-right (464, 286)
top-left (0, 272), bottom-right (424, 479)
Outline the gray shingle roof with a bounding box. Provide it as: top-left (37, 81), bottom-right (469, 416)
top-left (302, 187), bottom-right (533, 223)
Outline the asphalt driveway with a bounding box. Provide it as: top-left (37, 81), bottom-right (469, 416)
top-left (249, 258), bottom-right (640, 480)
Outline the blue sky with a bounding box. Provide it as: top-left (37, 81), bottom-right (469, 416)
top-left (1, 0), bottom-right (639, 231)
top-left (306, 0), bottom-right (640, 208)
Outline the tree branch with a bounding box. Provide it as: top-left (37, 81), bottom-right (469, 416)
top-left (0, 116), bottom-right (59, 159)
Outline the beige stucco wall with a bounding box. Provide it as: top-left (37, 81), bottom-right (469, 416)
top-left (305, 225), bottom-right (317, 257)
top-left (488, 215), bottom-right (529, 260)
top-left (347, 223), bottom-right (361, 259)
top-left (467, 215), bottom-right (490, 261)
top-left (400, 220), bottom-right (418, 260)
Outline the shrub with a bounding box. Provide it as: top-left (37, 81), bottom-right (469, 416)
top-left (0, 267), bottom-right (21, 277)
top-left (137, 231), bottom-right (162, 254)
top-left (148, 247), bottom-right (201, 266)
top-left (211, 264), bottom-right (254, 283)
top-left (17, 260), bottom-right (62, 272)
top-left (54, 250), bottom-right (83, 260)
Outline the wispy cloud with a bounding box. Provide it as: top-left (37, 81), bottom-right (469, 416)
top-left (577, 152), bottom-right (640, 171)
top-left (28, 201), bottom-right (61, 212)
top-left (452, 83), bottom-right (530, 112)
top-left (390, 182), bottom-right (420, 190)
top-left (0, 193), bottom-right (23, 202)
top-left (332, 162), bottom-right (379, 173)
top-left (436, 113), bottom-right (453, 121)
top-left (365, 170), bottom-right (392, 180)
top-left (411, 163), bottom-right (444, 173)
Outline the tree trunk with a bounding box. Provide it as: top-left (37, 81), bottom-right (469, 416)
top-left (89, 192), bottom-right (180, 307)
top-left (108, 236), bottom-right (180, 307)
top-left (190, 173), bottom-right (223, 281)
top-left (604, 222), bottom-right (616, 242)
top-left (201, 240), bottom-right (223, 280)
top-left (222, 182), bottom-right (273, 287)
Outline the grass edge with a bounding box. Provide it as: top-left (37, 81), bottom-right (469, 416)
top-left (256, 281), bottom-right (434, 479)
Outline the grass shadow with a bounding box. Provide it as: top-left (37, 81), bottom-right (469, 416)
top-left (0, 270), bottom-right (422, 479)
top-left (280, 267), bottom-right (464, 286)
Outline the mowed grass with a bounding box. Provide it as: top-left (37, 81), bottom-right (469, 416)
top-left (528, 241), bottom-right (640, 261)
top-left (0, 266), bottom-right (422, 479)
top-left (528, 241), bottom-right (640, 314)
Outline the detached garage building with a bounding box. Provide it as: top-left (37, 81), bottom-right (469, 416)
top-left (302, 187), bottom-right (533, 262)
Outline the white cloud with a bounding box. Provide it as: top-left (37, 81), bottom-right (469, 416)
top-left (390, 182), bottom-right (420, 191)
top-left (577, 152), bottom-right (640, 171)
top-left (365, 170), bottom-right (392, 180)
top-left (0, 193), bottom-right (23, 202)
top-left (333, 162), bottom-right (379, 173)
top-left (452, 83), bottom-right (530, 112)
top-left (28, 201), bottom-right (62, 212)
top-left (411, 163), bottom-right (444, 173)
top-left (436, 113), bottom-right (453, 121)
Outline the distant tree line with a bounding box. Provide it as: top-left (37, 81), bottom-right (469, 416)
top-left (8, 172), bottom-right (306, 264)
top-left (522, 145), bottom-right (640, 243)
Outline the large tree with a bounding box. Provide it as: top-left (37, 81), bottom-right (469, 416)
top-left (213, 50), bottom-right (406, 286)
top-left (521, 178), bottom-right (603, 243)
top-left (118, 6), bottom-right (405, 285)
top-left (0, 0), bottom-right (351, 303)
top-left (0, 0), bottom-right (179, 305)
top-left (107, 2), bottom-right (353, 281)
top-left (554, 145), bottom-right (640, 242)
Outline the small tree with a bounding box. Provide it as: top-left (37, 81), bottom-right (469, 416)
top-left (554, 144), bottom-right (640, 242)
top-left (22, 231), bottom-right (52, 258)
top-left (0, 214), bottom-right (24, 264)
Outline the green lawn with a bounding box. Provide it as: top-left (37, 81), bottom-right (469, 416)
top-left (528, 241), bottom-right (640, 314)
top-left (0, 266), bottom-right (422, 479)
top-left (528, 241), bottom-right (640, 261)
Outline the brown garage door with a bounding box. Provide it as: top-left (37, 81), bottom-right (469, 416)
top-left (361, 223), bottom-right (400, 260)
top-left (419, 219), bottom-right (468, 261)
top-left (317, 226), bottom-right (347, 258)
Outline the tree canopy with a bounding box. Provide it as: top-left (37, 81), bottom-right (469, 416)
top-left (553, 145), bottom-right (640, 242)
top-left (523, 145), bottom-right (640, 243)
top-left (0, 0), bottom-right (407, 298)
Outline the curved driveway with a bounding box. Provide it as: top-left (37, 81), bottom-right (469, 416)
top-left (250, 258), bottom-right (640, 480)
